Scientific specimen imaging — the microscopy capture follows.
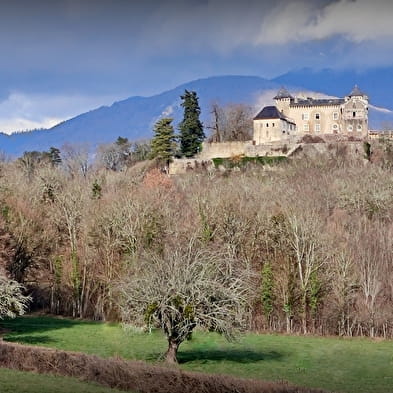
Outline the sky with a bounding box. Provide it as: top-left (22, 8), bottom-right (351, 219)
top-left (1, 0), bottom-right (393, 133)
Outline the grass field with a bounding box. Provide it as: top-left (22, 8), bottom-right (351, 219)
top-left (0, 368), bottom-right (125, 393)
top-left (1, 316), bottom-right (393, 393)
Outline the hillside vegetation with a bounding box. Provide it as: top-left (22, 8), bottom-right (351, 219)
top-left (0, 141), bottom-right (392, 338)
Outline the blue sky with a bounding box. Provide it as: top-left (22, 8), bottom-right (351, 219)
top-left (1, 0), bottom-right (393, 133)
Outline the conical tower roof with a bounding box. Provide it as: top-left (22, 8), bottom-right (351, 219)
top-left (274, 87), bottom-right (293, 100)
top-left (348, 85), bottom-right (366, 97)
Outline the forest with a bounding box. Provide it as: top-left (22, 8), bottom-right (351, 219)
top-left (0, 137), bottom-right (392, 339)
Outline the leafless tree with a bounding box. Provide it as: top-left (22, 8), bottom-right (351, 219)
top-left (61, 143), bottom-right (90, 177)
top-left (352, 220), bottom-right (392, 337)
top-left (120, 241), bottom-right (253, 363)
top-left (208, 103), bottom-right (253, 142)
top-left (286, 210), bottom-right (329, 334)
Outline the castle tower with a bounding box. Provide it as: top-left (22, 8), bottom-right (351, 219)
top-left (274, 87), bottom-right (293, 116)
top-left (342, 85), bottom-right (368, 137)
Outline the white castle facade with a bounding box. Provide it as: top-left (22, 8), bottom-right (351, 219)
top-left (253, 86), bottom-right (369, 144)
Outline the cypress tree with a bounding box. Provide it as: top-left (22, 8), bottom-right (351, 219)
top-left (150, 117), bottom-right (176, 165)
top-left (178, 90), bottom-right (205, 157)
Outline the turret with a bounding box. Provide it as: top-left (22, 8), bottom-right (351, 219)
top-left (274, 87), bottom-right (293, 115)
top-left (345, 85), bottom-right (368, 102)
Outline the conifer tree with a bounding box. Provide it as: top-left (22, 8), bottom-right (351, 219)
top-left (178, 90), bottom-right (204, 157)
top-left (48, 147), bottom-right (62, 166)
top-left (150, 117), bottom-right (176, 165)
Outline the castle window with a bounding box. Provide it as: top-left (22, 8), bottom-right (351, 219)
top-left (315, 124), bottom-right (321, 132)
top-left (347, 125), bottom-right (353, 132)
top-left (266, 123), bottom-right (269, 127)
top-left (357, 124), bottom-right (362, 132)
top-left (333, 112), bottom-right (339, 120)
top-left (303, 124), bottom-right (309, 132)
top-left (315, 113), bottom-right (320, 120)
top-left (302, 113), bottom-right (309, 120)
top-left (353, 112), bottom-right (356, 117)
top-left (332, 123), bottom-right (339, 132)
top-left (272, 123), bottom-right (275, 127)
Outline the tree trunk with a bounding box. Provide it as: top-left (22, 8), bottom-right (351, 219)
top-left (286, 315), bottom-right (291, 333)
top-left (165, 339), bottom-right (179, 364)
top-left (301, 292), bottom-right (307, 334)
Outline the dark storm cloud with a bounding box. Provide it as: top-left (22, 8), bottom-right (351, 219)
top-left (2, 0), bottom-right (392, 96)
top-left (1, 0), bottom-right (393, 132)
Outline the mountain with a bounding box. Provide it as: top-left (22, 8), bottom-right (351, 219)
top-left (0, 76), bottom-right (279, 157)
top-left (1, 72), bottom-right (393, 157)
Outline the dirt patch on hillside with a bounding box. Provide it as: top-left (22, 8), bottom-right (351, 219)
top-left (0, 340), bottom-right (328, 393)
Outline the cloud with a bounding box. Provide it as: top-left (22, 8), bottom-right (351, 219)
top-left (0, 92), bottom-right (117, 134)
top-left (257, 0), bottom-right (393, 44)
top-left (0, 0), bottom-right (393, 128)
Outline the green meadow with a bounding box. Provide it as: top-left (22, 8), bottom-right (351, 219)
top-left (1, 316), bottom-right (393, 393)
top-left (0, 368), bottom-right (124, 393)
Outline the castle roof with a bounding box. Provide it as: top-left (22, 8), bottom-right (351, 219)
top-left (274, 87), bottom-right (293, 100)
top-left (254, 106), bottom-right (295, 124)
top-left (290, 98), bottom-right (345, 107)
top-left (348, 85), bottom-right (366, 97)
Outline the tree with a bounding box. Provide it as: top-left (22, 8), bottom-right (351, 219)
top-left (61, 143), bottom-right (90, 177)
top-left (47, 147), bottom-right (62, 167)
top-left (150, 118), bottom-right (176, 165)
top-left (129, 140), bottom-right (151, 164)
top-left (286, 211), bottom-right (328, 334)
top-left (208, 103), bottom-right (253, 142)
top-left (17, 151), bottom-right (45, 180)
top-left (178, 90), bottom-right (204, 157)
top-left (0, 276), bottom-right (30, 319)
top-left (120, 242), bottom-right (252, 363)
top-left (261, 262), bottom-right (274, 325)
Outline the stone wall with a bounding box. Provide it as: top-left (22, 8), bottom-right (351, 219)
top-left (168, 158), bottom-right (214, 175)
top-left (197, 141), bottom-right (252, 160)
top-left (197, 140), bottom-right (298, 160)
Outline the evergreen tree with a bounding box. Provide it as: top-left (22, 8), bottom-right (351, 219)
top-left (48, 147), bottom-right (62, 166)
top-left (150, 118), bottom-right (176, 164)
top-left (91, 179), bottom-right (102, 200)
top-left (178, 90), bottom-right (205, 157)
top-left (261, 262), bottom-right (274, 320)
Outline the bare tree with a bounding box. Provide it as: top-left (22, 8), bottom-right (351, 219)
top-left (120, 241), bottom-right (253, 363)
top-left (61, 143), bottom-right (90, 177)
top-left (208, 103), bottom-right (253, 142)
top-left (286, 211), bottom-right (328, 334)
top-left (352, 220), bottom-right (391, 337)
top-left (330, 252), bottom-right (357, 336)
top-left (53, 184), bottom-right (85, 317)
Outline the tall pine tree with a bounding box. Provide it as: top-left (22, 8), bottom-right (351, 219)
top-left (178, 90), bottom-right (205, 157)
top-left (150, 117), bottom-right (176, 165)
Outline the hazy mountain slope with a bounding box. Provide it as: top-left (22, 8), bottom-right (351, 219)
top-left (0, 76), bottom-right (279, 156)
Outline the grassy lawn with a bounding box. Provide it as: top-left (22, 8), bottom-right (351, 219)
top-left (0, 368), bottom-right (125, 393)
top-left (2, 316), bottom-right (393, 393)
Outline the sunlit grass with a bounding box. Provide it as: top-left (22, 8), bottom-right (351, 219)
top-left (2, 316), bottom-right (393, 393)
